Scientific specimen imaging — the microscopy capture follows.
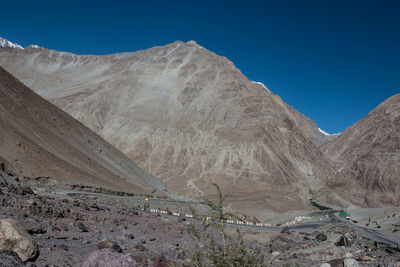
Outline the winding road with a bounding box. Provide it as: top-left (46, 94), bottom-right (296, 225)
top-left (327, 212), bottom-right (400, 248)
top-left (57, 189), bottom-right (400, 248)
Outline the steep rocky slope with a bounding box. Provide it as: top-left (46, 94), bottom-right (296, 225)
top-left (322, 94), bottom-right (400, 207)
top-left (0, 39), bottom-right (333, 215)
top-left (0, 67), bottom-right (169, 195)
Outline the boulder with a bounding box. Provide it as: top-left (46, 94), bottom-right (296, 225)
top-left (360, 255), bottom-right (374, 261)
top-left (54, 223), bottom-right (68, 232)
top-left (126, 233), bottom-right (134, 240)
top-left (22, 187), bottom-right (34, 195)
top-left (327, 259), bottom-right (344, 267)
top-left (336, 235), bottom-right (349, 247)
top-left (345, 252), bottom-right (353, 258)
top-left (320, 264), bottom-right (331, 267)
top-left (0, 219), bottom-right (39, 261)
top-left (344, 258), bottom-right (359, 267)
top-left (280, 226), bottom-right (290, 234)
top-left (77, 221), bottom-right (88, 232)
top-left (344, 233), bottom-right (355, 244)
top-left (153, 255), bottom-right (168, 267)
top-left (57, 244), bottom-right (69, 251)
top-left (82, 249), bottom-right (139, 267)
top-left (97, 240), bottom-right (122, 252)
top-left (272, 251), bottom-right (281, 258)
top-left (0, 250), bottom-right (24, 266)
top-left (316, 233), bottom-right (328, 242)
top-left (26, 199), bottom-right (36, 206)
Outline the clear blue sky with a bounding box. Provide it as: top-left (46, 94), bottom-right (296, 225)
top-left (2, 0), bottom-right (399, 133)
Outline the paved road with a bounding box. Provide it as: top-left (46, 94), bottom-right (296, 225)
top-left (328, 213), bottom-right (400, 248)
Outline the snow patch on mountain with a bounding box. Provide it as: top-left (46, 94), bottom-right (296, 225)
top-left (27, 44), bottom-right (40, 49)
top-left (186, 40), bottom-right (205, 49)
top-left (0, 37), bottom-right (23, 49)
top-left (252, 81), bottom-right (271, 93)
top-left (318, 128), bottom-right (340, 136)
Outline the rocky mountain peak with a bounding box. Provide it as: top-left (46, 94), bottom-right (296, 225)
top-left (0, 37), bottom-right (23, 49)
top-left (26, 44), bottom-right (40, 49)
top-left (186, 40), bottom-right (203, 48)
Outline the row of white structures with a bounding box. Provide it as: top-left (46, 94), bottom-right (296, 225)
top-left (281, 216), bottom-right (313, 226)
top-left (149, 209), bottom-right (312, 227)
top-left (150, 209), bottom-right (194, 218)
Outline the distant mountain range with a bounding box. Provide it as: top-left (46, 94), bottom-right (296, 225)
top-left (1, 37), bottom-right (398, 217)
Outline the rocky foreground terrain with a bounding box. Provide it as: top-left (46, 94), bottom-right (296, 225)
top-left (1, 168), bottom-right (400, 266)
top-left (0, 168), bottom-right (193, 266)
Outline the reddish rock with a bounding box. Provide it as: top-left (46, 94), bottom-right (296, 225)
top-left (22, 187), bottom-right (34, 195)
top-left (55, 223), bottom-right (68, 231)
top-left (328, 259), bottom-right (344, 267)
top-left (153, 255), bottom-right (168, 267)
top-left (58, 244), bottom-right (69, 251)
top-left (82, 249), bottom-right (139, 267)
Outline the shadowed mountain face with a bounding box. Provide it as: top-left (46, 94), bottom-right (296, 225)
top-left (0, 39), bottom-right (334, 215)
top-left (0, 67), bottom-right (170, 196)
top-left (322, 94), bottom-right (400, 207)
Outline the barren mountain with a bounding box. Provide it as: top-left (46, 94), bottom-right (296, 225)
top-left (322, 94), bottom-right (400, 207)
top-left (0, 66), bottom-right (169, 195)
top-left (0, 38), bottom-right (334, 215)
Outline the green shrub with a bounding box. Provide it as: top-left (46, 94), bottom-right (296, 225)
top-left (186, 184), bottom-right (268, 266)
